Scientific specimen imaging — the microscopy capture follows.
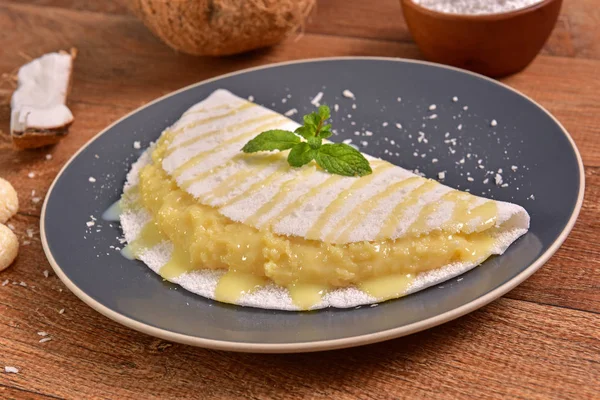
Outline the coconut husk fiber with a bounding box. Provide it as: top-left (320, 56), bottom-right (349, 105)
top-left (129, 0), bottom-right (316, 56)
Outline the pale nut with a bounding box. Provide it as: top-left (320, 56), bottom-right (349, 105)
top-left (0, 178), bottom-right (19, 224)
top-left (0, 224), bottom-right (19, 271)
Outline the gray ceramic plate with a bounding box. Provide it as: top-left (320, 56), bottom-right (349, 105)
top-left (42, 58), bottom-right (584, 353)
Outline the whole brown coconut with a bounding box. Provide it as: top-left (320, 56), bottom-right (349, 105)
top-left (128, 0), bottom-right (316, 56)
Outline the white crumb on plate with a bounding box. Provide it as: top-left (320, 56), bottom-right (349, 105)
top-left (495, 174), bottom-right (503, 186)
top-left (457, 124), bottom-right (463, 130)
top-left (365, 130), bottom-right (373, 137)
top-left (429, 114), bottom-right (438, 119)
top-left (352, 104), bottom-right (357, 109)
top-left (429, 104), bottom-right (437, 111)
top-left (397, 97), bottom-right (402, 102)
top-left (342, 89), bottom-right (355, 99)
top-left (452, 96), bottom-right (458, 102)
top-left (247, 95), bottom-right (254, 102)
top-left (438, 171), bottom-right (446, 180)
top-left (463, 106), bottom-right (469, 111)
top-left (382, 122), bottom-right (388, 127)
top-left (342, 139), bottom-right (352, 144)
top-left (360, 141), bottom-right (368, 147)
top-left (467, 177), bottom-right (474, 182)
top-left (395, 123), bottom-right (402, 129)
top-left (133, 141), bottom-right (141, 149)
top-left (511, 165), bottom-right (518, 171)
top-left (311, 91), bottom-right (323, 106)
top-left (432, 158), bottom-right (438, 163)
top-left (88, 177), bottom-right (96, 183)
top-left (491, 119), bottom-right (497, 127)
top-left (334, 104), bottom-right (339, 112)
top-left (86, 221), bottom-right (95, 227)
top-left (284, 108), bottom-right (298, 117)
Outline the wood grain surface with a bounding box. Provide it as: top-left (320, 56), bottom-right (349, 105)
top-left (0, 0), bottom-right (599, 399)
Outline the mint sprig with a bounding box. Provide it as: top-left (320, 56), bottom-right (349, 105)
top-left (241, 105), bottom-right (372, 177)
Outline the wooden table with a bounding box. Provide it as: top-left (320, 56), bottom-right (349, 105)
top-left (1, 1), bottom-right (599, 398)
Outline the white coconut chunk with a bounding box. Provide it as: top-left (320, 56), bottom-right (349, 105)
top-left (10, 51), bottom-right (75, 141)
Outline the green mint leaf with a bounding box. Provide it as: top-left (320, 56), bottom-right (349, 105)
top-left (318, 105), bottom-right (330, 121)
top-left (319, 130), bottom-right (333, 139)
top-left (295, 125), bottom-right (315, 140)
top-left (303, 112), bottom-right (320, 129)
top-left (307, 136), bottom-right (322, 150)
top-left (315, 144), bottom-right (372, 177)
top-left (287, 142), bottom-right (316, 167)
top-left (319, 124), bottom-right (332, 139)
top-left (242, 130), bottom-right (301, 153)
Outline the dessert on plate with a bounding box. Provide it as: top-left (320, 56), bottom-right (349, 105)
top-left (119, 89), bottom-right (529, 310)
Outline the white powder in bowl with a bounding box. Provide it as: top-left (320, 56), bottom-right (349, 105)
top-left (412, 0), bottom-right (545, 15)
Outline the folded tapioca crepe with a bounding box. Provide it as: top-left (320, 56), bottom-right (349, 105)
top-left (119, 89), bottom-right (530, 310)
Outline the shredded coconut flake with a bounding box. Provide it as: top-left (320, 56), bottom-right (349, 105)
top-left (4, 366), bottom-right (19, 374)
top-left (342, 90), bottom-right (355, 100)
top-left (495, 174), bottom-right (503, 186)
top-left (133, 141), bottom-right (141, 149)
top-left (284, 108), bottom-right (298, 117)
top-left (88, 177), bottom-right (96, 183)
top-left (311, 91), bottom-right (323, 106)
top-left (412, 0), bottom-right (544, 15)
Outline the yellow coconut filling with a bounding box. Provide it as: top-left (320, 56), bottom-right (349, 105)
top-left (122, 132), bottom-right (500, 309)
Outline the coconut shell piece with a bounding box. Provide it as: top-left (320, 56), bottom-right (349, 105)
top-left (10, 50), bottom-right (75, 150)
top-left (128, 0), bottom-right (316, 56)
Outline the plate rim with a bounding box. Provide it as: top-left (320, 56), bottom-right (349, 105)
top-left (40, 56), bottom-right (585, 353)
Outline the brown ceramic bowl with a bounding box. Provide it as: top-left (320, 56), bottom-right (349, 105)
top-left (400, 0), bottom-right (562, 77)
